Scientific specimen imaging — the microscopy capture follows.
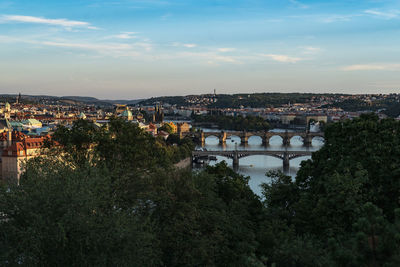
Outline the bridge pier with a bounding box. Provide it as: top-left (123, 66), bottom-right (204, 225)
top-left (240, 132), bottom-right (249, 145)
top-left (232, 151), bottom-right (239, 170)
top-left (200, 132), bottom-right (205, 146)
top-left (219, 131), bottom-right (227, 145)
top-left (240, 137), bottom-right (249, 145)
top-left (303, 134), bottom-right (312, 147)
top-left (262, 132), bottom-right (269, 146)
top-left (283, 152), bottom-right (290, 172)
top-left (282, 136), bottom-right (290, 146)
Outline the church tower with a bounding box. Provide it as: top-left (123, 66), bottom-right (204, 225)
top-left (16, 93), bottom-right (21, 105)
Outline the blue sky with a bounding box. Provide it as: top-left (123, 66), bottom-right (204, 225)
top-left (0, 0), bottom-right (399, 99)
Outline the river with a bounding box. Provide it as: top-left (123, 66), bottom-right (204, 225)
top-left (194, 128), bottom-right (324, 196)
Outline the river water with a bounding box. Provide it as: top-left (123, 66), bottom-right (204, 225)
top-left (194, 128), bottom-right (324, 196)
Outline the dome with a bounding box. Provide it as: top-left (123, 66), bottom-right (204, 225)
top-left (78, 112), bottom-right (86, 119)
top-left (121, 109), bottom-right (133, 118)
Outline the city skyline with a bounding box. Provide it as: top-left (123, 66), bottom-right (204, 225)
top-left (1, 0), bottom-right (400, 99)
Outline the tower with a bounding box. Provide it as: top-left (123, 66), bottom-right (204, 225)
top-left (213, 89), bottom-right (217, 103)
top-left (152, 103), bottom-right (164, 123)
top-left (16, 93), bottom-right (21, 105)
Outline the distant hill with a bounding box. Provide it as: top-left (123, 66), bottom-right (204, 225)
top-left (0, 94), bottom-right (144, 106)
top-left (139, 93), bottom-right (348, 108)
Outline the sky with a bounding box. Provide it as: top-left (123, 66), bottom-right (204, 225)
top-left (0, 0), bottom-right (399, 99)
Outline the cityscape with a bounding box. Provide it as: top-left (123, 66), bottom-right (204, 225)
top-left (1, 92), bottom-right (399, 181)
top-left (1, 0), bottom-right (400, 266)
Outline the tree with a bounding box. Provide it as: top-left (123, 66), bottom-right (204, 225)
top-left (0, 157), bottom-right (160, 266)
top-left (159, 123), bottom-right (174, 134)
top-left (259, 114), bottom-right (400, 266)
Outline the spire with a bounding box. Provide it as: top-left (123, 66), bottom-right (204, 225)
top-left (16, 92), bottom-right (21, 104)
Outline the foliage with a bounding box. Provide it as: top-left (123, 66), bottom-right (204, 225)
top-left (193, 114), bottom-right (270, 131)
top-left (0, 159), bottom-right (160, 266)
top-left (159, 123), bottom-right (174, 134)
top-left (2, 115), bottom-right (400, 265)
top-left (260, 114), bottom-right (400, 266)
top-left (322, 96), bottom-right (400, 118)
top-left (139, 93), bottom-right (346, 108)
top-left (0, 119), bottom-right (264, 266)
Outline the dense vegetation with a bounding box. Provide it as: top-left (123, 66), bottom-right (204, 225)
top-left (323, 97), bottom-right (400, 118)
top-left (1, 115), bottom-right (400, 266)
top-left (208, 93), bottom-right (332, 109)
top-left (193, 114), bottom-right (270, 131)
top-left (139, 96), bottom-right (187, 106)
top-left (140, 93), bottom-right (345, 108)
top-left (260, 114), bottom-right (400, 265)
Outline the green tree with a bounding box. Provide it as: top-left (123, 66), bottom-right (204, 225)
top-left (0, 156), bottom-right (160, 266)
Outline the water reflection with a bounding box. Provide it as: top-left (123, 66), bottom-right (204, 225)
top-left (194, 129), bottom-right (324, 196)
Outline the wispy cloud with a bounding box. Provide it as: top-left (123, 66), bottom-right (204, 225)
top-left (161, 13), bottom-right (172, 20)
top-left (183, 43), bottom-right (197, 48)
top-left (114, 32), bottom-right (138, 39)
top-left (342, 64), bottom-right (400, 71)
top-left (301, 46), bottom-right (321, 54)
top-left (177, 51), bottom-right (240, 65)
top-left (0, 15), bottom-right (98, 29)
top-left (218, 48), bottom-right (236, 53)
top-left (287, 13), bottom-right (360, 23)
top-left (172, 42), bottom-right (197, 48)
top-left (364, 9), bottom-right (399, 19)
top-left (262, 54), bottom-right (303, 63)
top-left (289, 0), bottom-right (308, 9)
top-left (321, 14), bottom-right (358, 23)
top-left (40, 41), bottom-right (153, 57)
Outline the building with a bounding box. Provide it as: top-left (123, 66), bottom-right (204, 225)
top-left (306, 115), bottom-right (328, 124)
top-left (147, 123), bottom-right (157, 136)
top-left (0, 131), bottom-right (48, 184)
top-left (280, 114), bottom-right (297, 125)
top-left (115, 104), bottom-right (128, 115)
top-left (78, 112), bottom-right (87, 120)
top-left (153, 104), bottom-right (164, 123)
top-left (22, 118), bottom-right (43, 128)
top-left (0, 119), bottom-right (11, 133)
top-left (120, 107), bottom-right (134, 121)
top-left (177, 122), bottom-right (190, 134)
top-left (157, 130), bottom-right (169, 140)
top-left (16, 93), bottom-right (21, 105)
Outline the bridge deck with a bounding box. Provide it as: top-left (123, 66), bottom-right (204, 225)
top-left (193, 150), bottom-right (313, 156)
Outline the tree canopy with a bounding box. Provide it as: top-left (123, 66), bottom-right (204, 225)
top-left (1, 115), bottom-right (400, 266)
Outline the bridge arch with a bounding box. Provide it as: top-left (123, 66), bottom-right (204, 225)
top-left (238, 154), bottom-right (283, 161)
top-left (268, 135), bottom-right (284, 145)
top-left (203, 135), bottom-right (221, 145)
top-left (225, 134), bottom-right (241, 139)
top-left (203, 134), bottom-right (221, 139)
top-left (289, 135), bottom-right (304, 145)
top-left (247, 135), bottom-right (262, 145)
top-left (311, 136), bottom-right (325, 145)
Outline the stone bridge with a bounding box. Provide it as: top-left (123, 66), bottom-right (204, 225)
top-left (196, 131), bottom-right (324, 146)
top-left (192, 150), bottom-right (313, 170)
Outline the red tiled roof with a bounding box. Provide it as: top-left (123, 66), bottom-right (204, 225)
top-left (2, 134), bottom-right (50, 157)
top-left (0, 131), bottom-right (28, 142)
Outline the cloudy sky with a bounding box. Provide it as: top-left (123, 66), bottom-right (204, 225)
top-left (0, 0), bottom-right (399, 99)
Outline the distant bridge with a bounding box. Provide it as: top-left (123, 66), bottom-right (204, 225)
top-left (192, 150), bottom-right (313, 170)
top-left (191, 130), bottom-right (324, 146)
